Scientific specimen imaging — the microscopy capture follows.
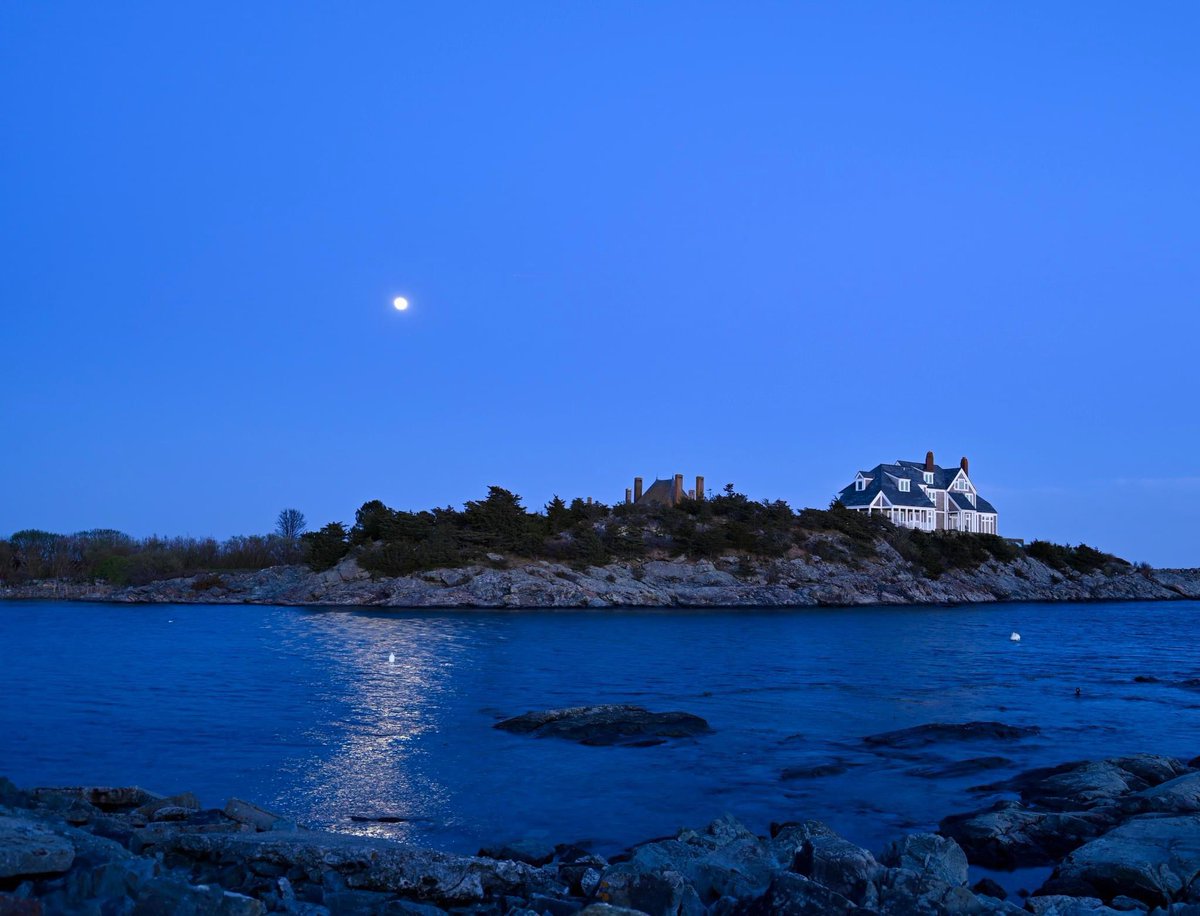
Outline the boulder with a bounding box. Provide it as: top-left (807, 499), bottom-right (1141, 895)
top-left (739, 872), bottom-right (858, 915)
top-left (1122, 771), bottom-right (1200, 815)
top-left (0, 816), bottom-right (75, 879)
top-left (940, 801), bottom-right (1110, 868)
top-left (134, 792), bottom-right (201, 820)
top-left (477, 840), bottom-right (556, 866)
top-left (880, 833), bottom-right (968, 888)
top-left (157, 829), bottom-right (561, 905)
top-left (863, 722), bottom-right (1039, 750)
top-left (132, 875), bottom-right (264, 915)
top-left (765, 820), bottom-right (838, 869)
top-left (794, 834), bottom-right (881, 904)
top-left (1019, 761), bottom-right (1157, 811)
top-left (605, 816), bottom-right (777, 904)
top-left (1039, 814), bottom-right (1200, 907)
top-left (1025, 896), bottom-right (1127, 915)
top-left (224, 799), bottom-right (284, 832)
top-left (494, 705), bottom-right (711, 747)
top-left (34, 786), bottom-right (160, 810)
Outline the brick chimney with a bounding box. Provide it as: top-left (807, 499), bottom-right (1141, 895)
top-left (695, 475), bottom-right (705, 501)
top-left (960, 456), bottom-right (969, 476)
top-left (625, 487), bottom-right (632, 505)
top-left (925, 450), bottom-right (935, 472)
top-left (673, 474), bottom-right (684, 505)
top-left (634, 477), bottom-right (643, 502)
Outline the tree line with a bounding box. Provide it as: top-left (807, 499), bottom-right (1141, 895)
top-left (0, 509), bottom-right (308, 586)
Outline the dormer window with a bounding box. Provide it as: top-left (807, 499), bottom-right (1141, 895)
top-left (898, 479), bottom-right (910, 492)
top-left (924, 472), bottom-right (933, 484)
top-left (856, 478), bottom-right (866, 491)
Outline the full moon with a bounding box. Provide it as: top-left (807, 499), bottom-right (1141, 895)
top-left (392, 296), bottom-right (409, 311)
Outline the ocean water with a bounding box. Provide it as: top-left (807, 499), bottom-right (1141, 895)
top-left (1, 600), bottom-right (1197, 863)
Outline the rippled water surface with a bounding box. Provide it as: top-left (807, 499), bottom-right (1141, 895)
top-left (1, 600), bottom-right (1198, 859)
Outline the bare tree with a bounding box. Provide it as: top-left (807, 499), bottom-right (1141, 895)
top-left (275, 508), bottom-right (307, 541)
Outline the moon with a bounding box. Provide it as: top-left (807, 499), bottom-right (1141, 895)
top-left (392, 296), bottom-right (409, 311)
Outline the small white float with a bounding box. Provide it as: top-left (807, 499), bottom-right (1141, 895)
top-left (1010, 632), bottom-right (1021, 642)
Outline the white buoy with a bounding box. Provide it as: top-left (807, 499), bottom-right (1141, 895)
top-left (1010, 632), bottom-right (1021, 642)
top-left (388, 652), bottom-right (396, 664)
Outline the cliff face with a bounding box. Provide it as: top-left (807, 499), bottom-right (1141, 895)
top-left (4, 540), bottom-right (1199, 608)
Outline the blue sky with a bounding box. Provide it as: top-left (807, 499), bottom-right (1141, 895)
top-left (2, 3), bottom-right (1198, 566)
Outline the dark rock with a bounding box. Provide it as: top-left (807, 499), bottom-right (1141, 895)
top-left (224, 798), bottom-right (285, 831)
top-left (766, 820), bottom-right (838, 869)
top-left (1121, 771), bottom-right (1200, 815)
top-left (595, 867), bottom-right (695, 915)
top-left (153, 805), bottom-right (194, 822)
top-left (781, 762), bottom-right (850, 780)
top-left (880, 833), bottom-right (968, 888)
top-left (33, 785), bottom-right (160, 811)
top-left (494, 705), bottom-right (711, 747)
top-left (0, 895), bottom-right (42, 916)
top-left (602, 816), bottom-right (776, 904)
top-left (132, 875), bottom-right (263, 914)
top-left (133, 791), bottom-right (201, 820)
top-left (740, 872), bottom-right (858, 915)
top-left (910, 757), bottom-right (1014, 779)
top-left (972, 877), bottom-right (1007, 899)
top-left (940, 801), bottom-right (1111, 868)
top-left (794, 834), bottom-right (881, 904)
top-left (156, 830), bottom-right (561, 905)
top-left (863, 721), bottom-right (1039, 750)
top-left (1024, 896), bottom-right (1124, 914)
top-left (1132, 676), bottom-right (1160, 683)
top-left (1016, 758), bottom-right (1185, 811)
top-left (349, 813), bottom-right (408, 824)
top-left (576, 905), bottom-right (651, 916)
top-left (1039, 814), bottom-right (1200, 908)
top-left (0, 816), bottom-right (75, 879)
top-left (477, 840), bottom-right (555, 866)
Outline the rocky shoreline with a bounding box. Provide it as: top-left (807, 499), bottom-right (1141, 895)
top-left (3, 743), bottom-right (1199, 915)
top-left (2, 548), bottom-right (1199, 609)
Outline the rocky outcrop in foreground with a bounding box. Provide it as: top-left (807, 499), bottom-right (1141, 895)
top-left (4, 548), bottom-right (1200, 608)
top-left (3, 750), bottom-right (1199, 915)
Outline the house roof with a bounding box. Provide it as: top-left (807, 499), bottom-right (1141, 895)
top-left (837, 463), bottom-right (939, 509)
top-left (637, 478), bottom-right (679, 507)
top-left (839, 459), bottom-right (998, 514)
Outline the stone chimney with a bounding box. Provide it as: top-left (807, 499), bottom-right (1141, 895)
top-left (925, 451), bottom-right (935, 472)
top-left (634, 477), bottom-right (643, 502)
top-left (625, 487), bottom-right (632, 505)
top-left (586, 496), bottom-right (592, 505)
top-left (960, 456), bottom-right (969, 476)
top-left (695, 475), bottom-right (705, 501)
top-left (673, 474), bottom-right (684, 505)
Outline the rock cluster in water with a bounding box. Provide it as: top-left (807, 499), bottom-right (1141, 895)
top-left (4, 550), bottom-right (1200, 608)
top-left (494, 705), bottom-right (713, 747)
top-left (3, 747), bottom-right (1199, 915)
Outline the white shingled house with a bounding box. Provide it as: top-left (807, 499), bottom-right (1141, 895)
top-left (836, 451), bottom-right (998, 534)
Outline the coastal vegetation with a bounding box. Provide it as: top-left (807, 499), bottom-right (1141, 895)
top-left (0, 487), bottom-right (1132, 589)
top-left (299, 486), bottom-right (1130, 581)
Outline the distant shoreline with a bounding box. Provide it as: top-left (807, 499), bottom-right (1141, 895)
top-left (3, 553), bottom-right (1198, 609)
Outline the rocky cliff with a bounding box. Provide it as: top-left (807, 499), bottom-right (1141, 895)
top-left (3, 540), bottom-right (1199, 608)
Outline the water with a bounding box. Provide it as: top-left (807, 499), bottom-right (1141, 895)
top-left (1, 600), bottom-right (1198, 862)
